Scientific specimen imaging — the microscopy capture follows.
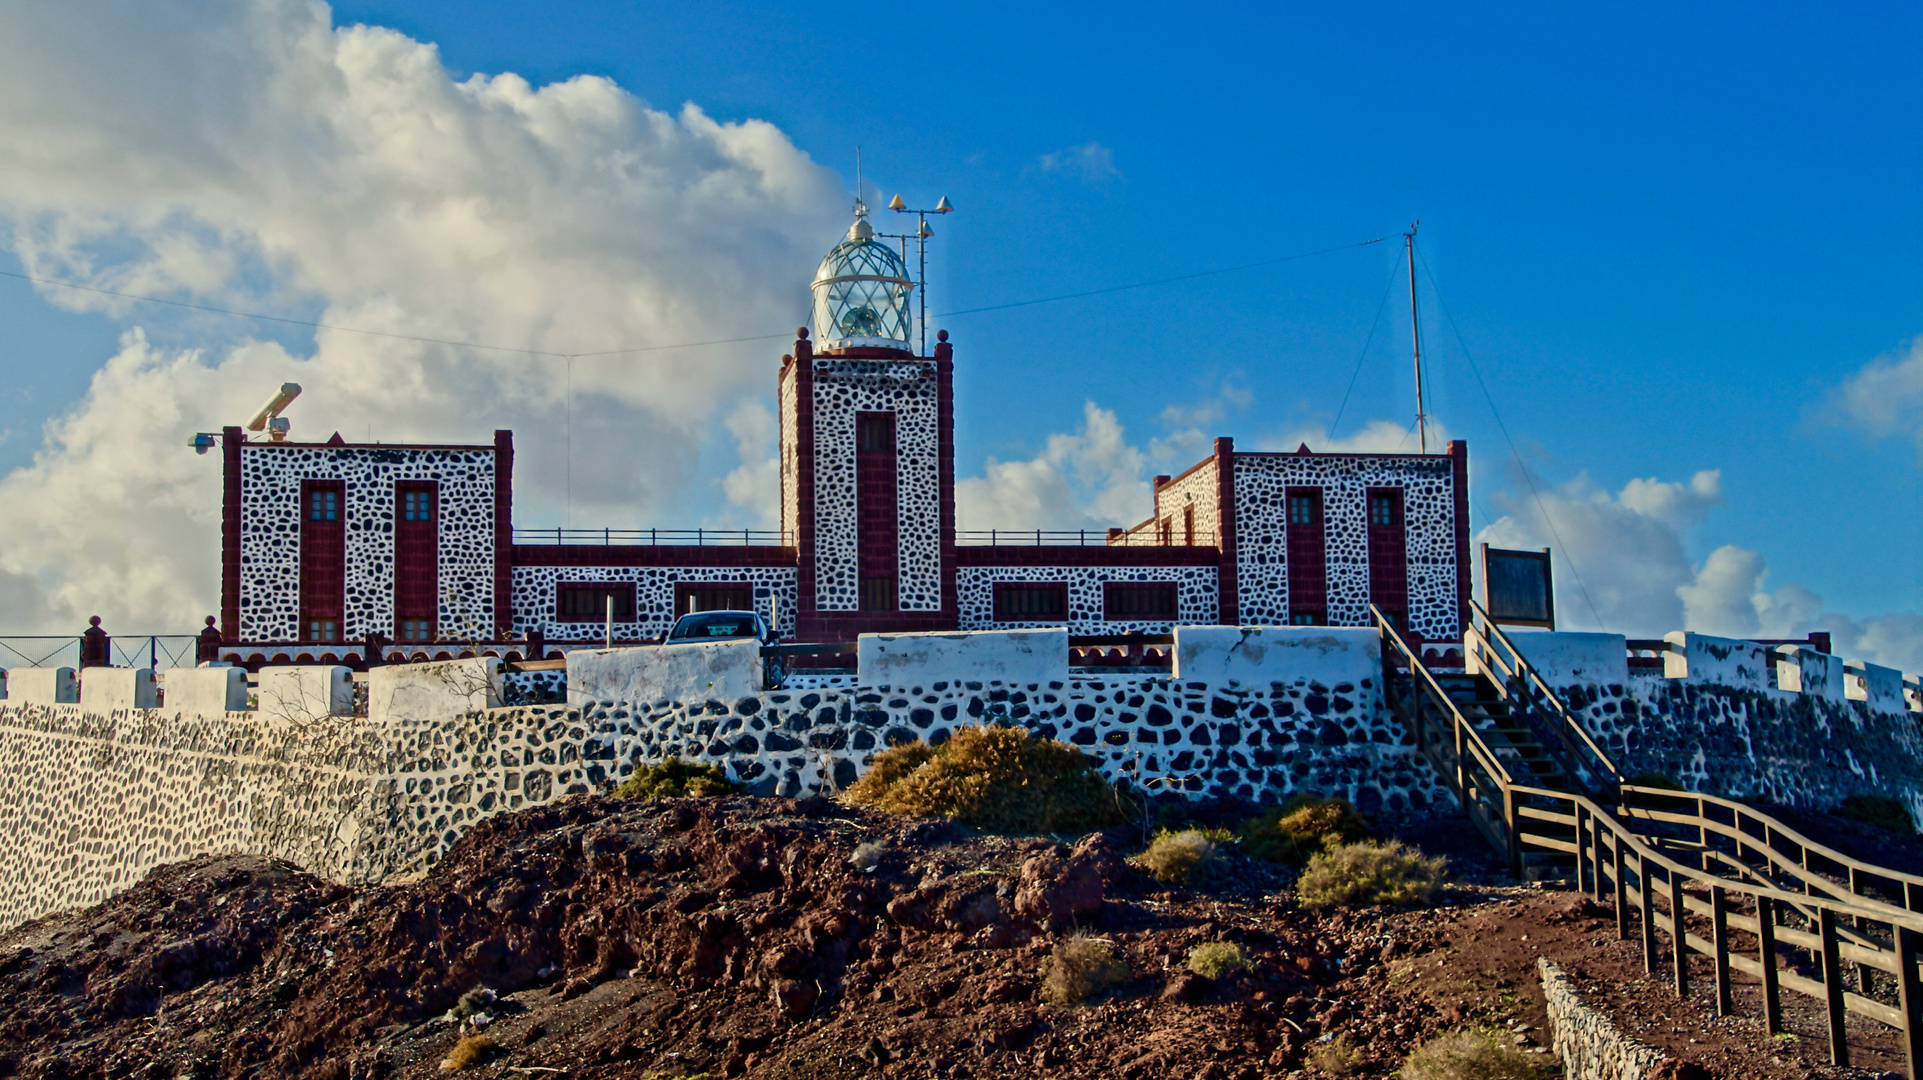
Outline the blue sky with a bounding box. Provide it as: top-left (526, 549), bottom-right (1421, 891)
top-left (0, 0), bottom-right (1917, 656)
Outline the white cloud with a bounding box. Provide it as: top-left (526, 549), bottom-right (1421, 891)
top-left (1263, 417), bottom-right (1454, 455)
top-left (1479, 468), bottom-right (1923, 672)
top-left (956, 401), bottom-right (1150, 531)
top-left (0, 0), bottom-right (842, 631)
top-left (719, 400), bottom-right (778, 529)
top-left (1037, 141), bottom-right (1120, 182)
top-left (1829, 337), bottom-right (1923, 448)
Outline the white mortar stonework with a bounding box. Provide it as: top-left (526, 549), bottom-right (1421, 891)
top-left (510, 565), bottom-right (798, 641)
top-left (1232, 454), bottom-right (1460, 639)
top-left (238, 445), bottom-right (497, 641)
top-left (955, 565), bottom-right (1220, 633)
top-left (1153, 460), bottom-right (1220, 546)
top-left (808, 358), bottom-right (942, 611)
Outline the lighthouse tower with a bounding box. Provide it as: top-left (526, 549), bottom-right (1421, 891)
top-left (779, 202), bottom-right (957, 640)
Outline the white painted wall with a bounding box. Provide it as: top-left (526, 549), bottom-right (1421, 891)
top-left (257, 666), bottom-right (353, 720)
top-left (1662, 632), bottom-right (1780, 693)
top-left (857, 628), bottom-right (1069, 687)
top-left (368, 659), bottom-right (501, 721)
top-left (81, 668), bottom-right (157, 709)
top-left (161, 667), bottom-right (249, 714)
top-left (1776, 646), bottom-right (1843, 700)
top-left (1847, 659), bottom-right (1905, 713)
top-left (1172, 626), bottom-right (1380, 688)
top-left (567, 639), bottom-right (761, 706)
top-left (1485, 632), bottom-right (1629, 687)
top-left (7, 668), bottom-right (78, 705)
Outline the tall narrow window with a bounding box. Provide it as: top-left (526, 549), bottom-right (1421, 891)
top-left (1183, 504), bottom-right (1195, 546)
top-left (1158, 516), bottom-right (1172, 546)
top-left (1366, 487), bottom-right (1408, 626)
top-left (394, 481), bottom-right (438, 642)
top-left (299, 480), bottom-right (345, 642)
top-left (855, 411), bottom-right (897, 612)
top-left (1285, 487), bottom-right (1327, 625)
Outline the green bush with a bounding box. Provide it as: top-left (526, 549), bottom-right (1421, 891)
top-left (1298, 840), bottom-right (1447, 910)
top-left (1186, 940), bottom-right (1251, 979)
top-left (1837, 794), bottom-right (1916, 835)
top-left (1238, 795), bottom-right (1371, 866)
top-left (1041, 936), bottom-right (1131, 1006)
top-left (1398, 1027), bottom-right (1545, 1080)
top-left (611, 757), bottom-right (737, 799)
top-left (842, 725), bottom-right (1134, 834)
top-left (1129, 829), bottom-right (1218, 885)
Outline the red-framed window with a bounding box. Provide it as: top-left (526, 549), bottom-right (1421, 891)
top-left (993, 582), bottom-right (1068, 623)
top-left (557, 583), bottom-right (637, 622)
top-left (394, 481), bottom-right (438, 641)
top-left (1103, 582), bottom-right (1177, 621)
top-left (299, 480), bottom-right (345, 643)
top-left (1366, 487), bottom-right (1408, 621)
top-left (674, 582), bottom-right (754, 616)
top-left (1285, 487), bottom-right (1327, 625)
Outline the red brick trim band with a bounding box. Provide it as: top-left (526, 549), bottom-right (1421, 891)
top-left (493, 430), bottom-right (514, 637)
top-left (954, 546), bottom-right (1222, 568)
top-left (1449, 440), bottom-right (1472, 637)
top-left (1214, 436), bottom-right (1238, 625)
top-left (220, 426), bottom-right (243, 640)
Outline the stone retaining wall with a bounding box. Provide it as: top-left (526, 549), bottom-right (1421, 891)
top-left (1539, 957), bottom-right (1670, 1080)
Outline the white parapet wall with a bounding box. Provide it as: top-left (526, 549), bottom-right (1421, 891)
top-left (857, 628), bottom-right (1069, 687)
top-left (9, 668), bottom-right (78, 705)
top-left (369, 658), bottom-right (501, 721)
top-left (1487, 632), bottom-right (1629, 687)
top-left (161, 667), bottom-right (250, 714)
top-left (81, 668), bottom-right (157, 710)
top-left (1662, 632), bottom-right (1780, 692)
top-left (1846, 659), bottom-right (1906, 713)
top-left (257, 666), bottom-right (353, 720)
top-left (567, 639), bottom-right (762, 707)
top-left (1777, 646), bottom-right (1843, 700)
top-left (1171, 625), bottom-right (1380, 688)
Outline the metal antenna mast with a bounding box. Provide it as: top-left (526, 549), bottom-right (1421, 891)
top-left (885, 192), bottom-right (955, 356)
top-left (1405, 222), bottom-right (1428, 454)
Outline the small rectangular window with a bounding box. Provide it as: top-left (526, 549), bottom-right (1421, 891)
top-left (396, 617), bottom-right (435, 643)
top-left (1290, 611), bottom-right (1323, 626)
top-left (857, 412), bottom-right (896, 454)
top-left (860, 576), bottom-right (897, 612)
top-left (1103, 582), bottom-right (1177, 621)
top-left (308, 489), bottom-right (338, 522)
top-left (1370, 491), bottom-right (1401, 528)
top-left (306, 618), bottom-right (340, 642)
top-left (1289, 492), bottom-right (1320, 525)
top-left (557, 583), bottom-right (636, 622)
top-left (993, 582), bottom-right (1068, 623)
top-left (674, 583), bottom-right (754, 616)
top-left (400, 488), bottom-right (434, 523)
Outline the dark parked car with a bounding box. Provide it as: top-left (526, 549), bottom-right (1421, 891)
top-left (665, 610), bottom-right (783, 688)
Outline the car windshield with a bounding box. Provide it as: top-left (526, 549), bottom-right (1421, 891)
top-left (670, 612), bottom-right (758, 640)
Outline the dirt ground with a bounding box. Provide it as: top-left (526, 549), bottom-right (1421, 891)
top-left (0, 794), bottom-right (1909, 1079)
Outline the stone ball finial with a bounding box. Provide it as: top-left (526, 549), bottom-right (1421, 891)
top-left (205, 615), bottom-right (217, 627)
top-left (937, 329), bottom-right (949, 342)
top-left (796, 326), bottom-right (810, 340)
top-left (88, 615), bottom-right (101, 627)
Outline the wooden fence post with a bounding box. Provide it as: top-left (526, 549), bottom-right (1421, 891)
top-left (1641, 854), bottom-right (1658, 975)
top-left (1614, 834), bottom-right (1631, 941)
top-left (1819, 908), bottom-right (1849, 1067)
top-left (1896, 925), bottom-right (1922, 1080)
top-left (1671, 871), bottom-right (1690, 997)
top-left (1711, 886), bottom-right (1733, 1016)
top-left (1758, 895), bottom-right (1783, 1035)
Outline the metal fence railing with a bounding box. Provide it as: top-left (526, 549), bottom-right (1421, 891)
top-left (512, 528), bottom-right (794, 546)
top-left (0, 635), bottom-right (201, 672)
top-left (955, 529), bottom-right (1219, 547)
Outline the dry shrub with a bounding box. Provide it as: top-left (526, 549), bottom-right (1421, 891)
top-left (1398, 1027), bottom-right (1544, 1080)
top-left (1837, 793), bottom-right (1915, 835)
top-left (842, 726), bottom-right (1133, 834)
top-left (1297, 840), bottom-right (1446, 909)
top-left (611, 757), bottom-right (737, 799)
top-left (1130, 829), bottom-right (1217, 885)
top-left (1239, 795), bottom-right (1372, 866)
top-left (1186, 940), bottom-right (1251, 979)
top-left (1041, 936), bottom-right (1131, 1006)
top-left (1313, 1033), bottom-right (1360, 1076)
top-left (438, 1034), bottom-right (496, 1072)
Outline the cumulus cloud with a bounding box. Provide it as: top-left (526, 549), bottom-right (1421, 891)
top-left (0, 0), bottom-right (842, 631)
top-left (1829, 337), bottom-right (1923, 449)
top-left (1479, 468), bottom-right (1923, 672)
top-left (1037, 141), bottom-right (1121, 182)
top-left (956, 402), bottom-right (1150, 531)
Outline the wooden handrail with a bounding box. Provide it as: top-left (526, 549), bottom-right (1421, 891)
top-left (1467, 599), bottom-right (1623, 795)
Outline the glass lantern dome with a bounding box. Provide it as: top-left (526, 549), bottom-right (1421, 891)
top-left (811, 212), bottom-right (915, 351)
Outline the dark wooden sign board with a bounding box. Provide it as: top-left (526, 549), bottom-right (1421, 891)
top-left (1481, 543), bottom-right (1555, 629)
